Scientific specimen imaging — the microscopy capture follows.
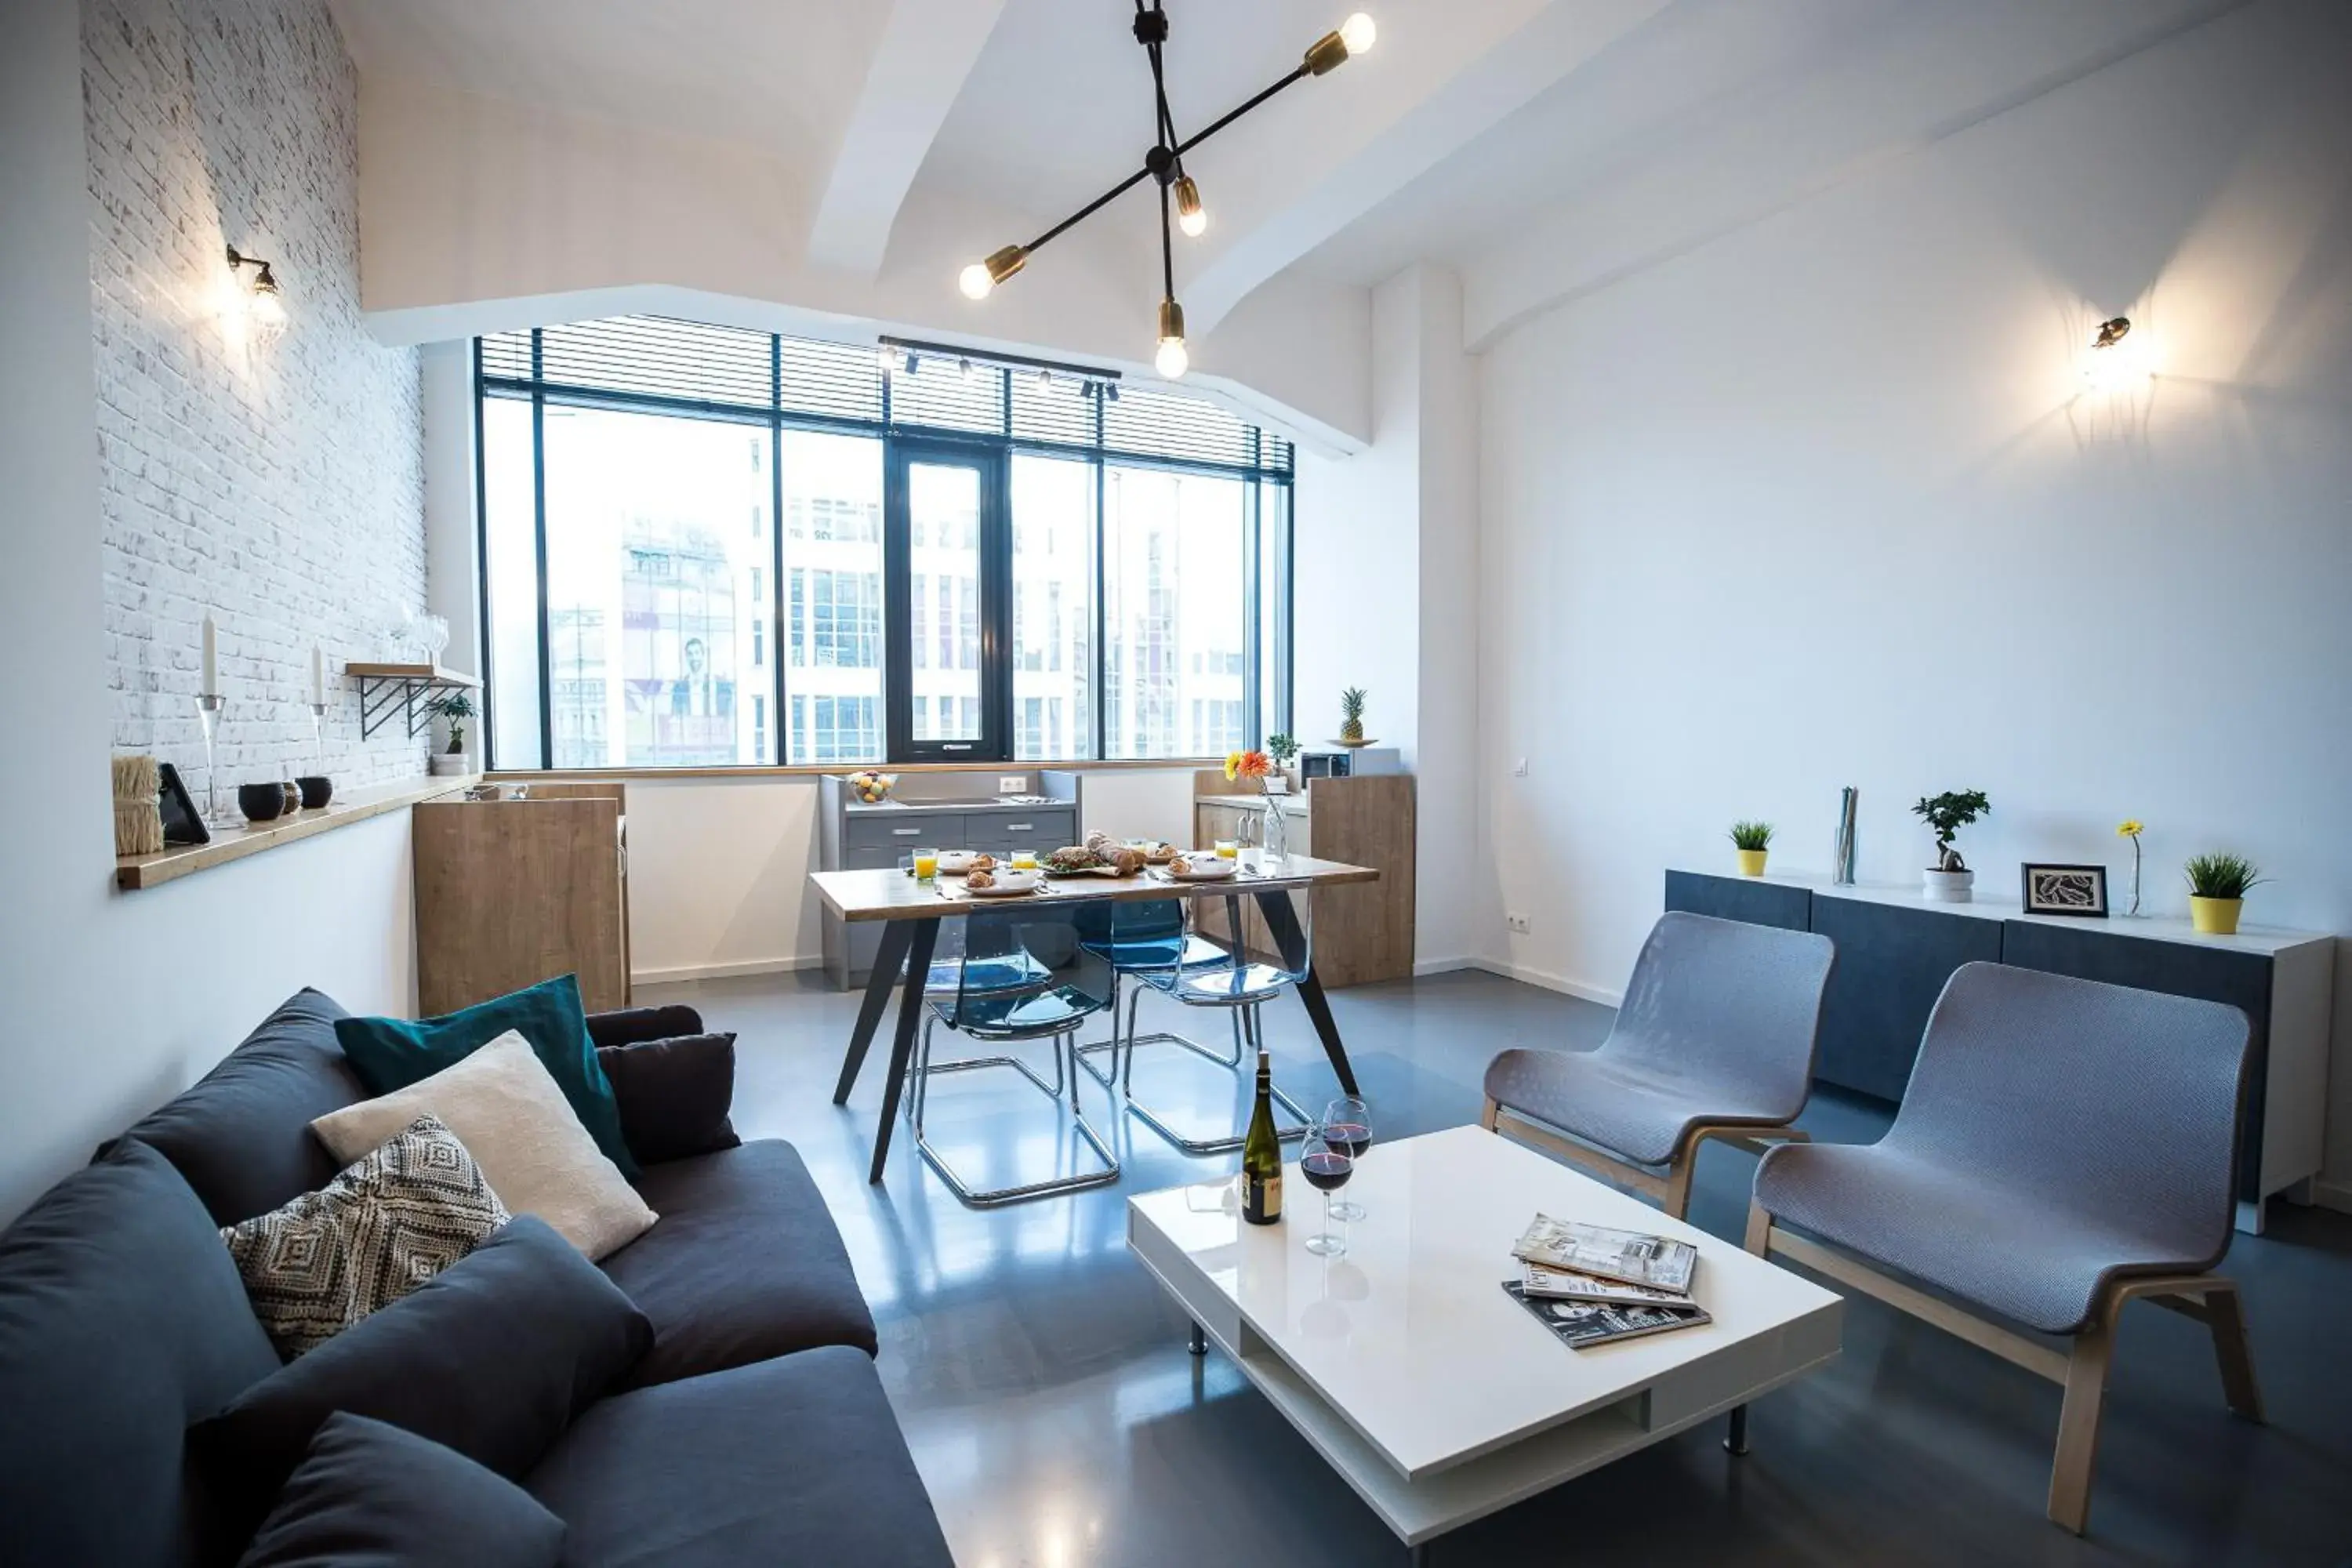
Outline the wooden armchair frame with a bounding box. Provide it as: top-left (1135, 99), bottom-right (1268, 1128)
top-left (1741, 1200), bottom-right (2262, 1534)
top-left (1481, 1095), bottom-right (1811, 1222)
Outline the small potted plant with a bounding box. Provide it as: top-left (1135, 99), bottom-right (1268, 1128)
top-left (425, 691), bottom-right (477, 776)
top-left (1730, 821), bottom-right (1773, 877)
top-left (1264, 733), bottom-right (1298, 793)
top-left (2183, 852), bottom-right (2263, 935)
top-left (1912, 789), bottom-right (1990, 901)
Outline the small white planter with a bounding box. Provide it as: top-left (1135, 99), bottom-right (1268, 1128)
top-left (429, 752), bottom-right (472, 776)
top-left (1922, 868), bottom-right (1975, 902)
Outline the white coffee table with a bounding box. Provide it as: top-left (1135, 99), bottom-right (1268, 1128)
top-left (1126, 1123), bottom-right (1843, 1562)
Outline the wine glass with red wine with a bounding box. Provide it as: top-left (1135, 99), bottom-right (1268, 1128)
top-left (1322, 1097), bottom-right (1371, 1222)
top-left (1298, 1127), bottom-right (1354, 1258)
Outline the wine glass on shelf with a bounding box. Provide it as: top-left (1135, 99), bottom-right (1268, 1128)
top-left (1298, 1126), bottom-right (1354, 1258)
top-left (1322, 1097), bottom-right (1371, 1222)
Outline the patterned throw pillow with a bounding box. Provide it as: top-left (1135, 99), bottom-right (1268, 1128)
top-left (221, 1116), bottom-right (509, 1359)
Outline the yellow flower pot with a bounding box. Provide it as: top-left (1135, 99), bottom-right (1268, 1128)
top-left (2189, 896), bottom-right (2242, 935)
top-left (1736, 848), bottom-right (1769, 877)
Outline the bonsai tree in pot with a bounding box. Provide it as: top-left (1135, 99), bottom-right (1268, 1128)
top-left (1730, 821), bottom-right (1774, 877)
top-left (2183, 852), bottom-right (2263, 935)
top-left (1264, 732), bottom-right (1299, 792)
top-left (1912, 789), bottom-right (1989, 901)
top-left (425, 691), bottom-right (477, 775)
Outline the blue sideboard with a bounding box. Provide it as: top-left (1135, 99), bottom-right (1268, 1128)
top-left (1666, 869), bottom-right (2336, 1232)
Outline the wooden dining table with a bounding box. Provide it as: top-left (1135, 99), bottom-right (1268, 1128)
top-left (812, 853), bottom-right (1381, 1184)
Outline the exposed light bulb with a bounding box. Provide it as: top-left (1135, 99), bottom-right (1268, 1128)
top-left (247, 282), bottom-right (288, 336)
top-left (958, 262), bottom-right (995, 300)
top-left (877, 344), bottom-right (901, 373)
top-left (1339, 12), bottom-right (1376, 55)
top-left (1155, 336), bottom-right (1189, 379)
top-left (1174, 176), bottom-right (1207, 238)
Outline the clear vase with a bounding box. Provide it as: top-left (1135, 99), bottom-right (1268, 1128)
top-left (1259, 793), bottom-right (1288, 864)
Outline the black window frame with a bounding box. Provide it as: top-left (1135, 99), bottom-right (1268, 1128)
top-left (474, 317), bottom-right (1294, 770)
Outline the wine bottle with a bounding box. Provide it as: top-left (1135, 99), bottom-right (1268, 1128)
top-left (1241, 1048), bottom-right (1283, 1225)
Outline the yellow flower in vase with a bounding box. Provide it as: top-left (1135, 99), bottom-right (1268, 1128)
top-left (2117, 819), bottom-right (2145, 915)
top-left (2117, 820), bottom-right (2143, 838)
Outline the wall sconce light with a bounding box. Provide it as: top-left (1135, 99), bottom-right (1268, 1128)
top-left (2082, 314), bottom-right (2152, 394)
top-left (226, 245), bottom-right (286, 336)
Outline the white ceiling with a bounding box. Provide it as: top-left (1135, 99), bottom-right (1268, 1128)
top-left (336, 0), bottom-right (2249, 402)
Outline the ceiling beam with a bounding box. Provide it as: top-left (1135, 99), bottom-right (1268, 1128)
top-left (1182, 0), bottom-right (1671, 336)
top-left (805, 0), bottom-right (1007, 278)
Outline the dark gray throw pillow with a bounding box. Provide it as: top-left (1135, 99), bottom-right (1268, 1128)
top-left (191, 1216), bottom-right (651, 1542)
top-left (238, 1412), bottom-right (564, 1568)
top-left (596, 1033), bottom-right (740, 1164)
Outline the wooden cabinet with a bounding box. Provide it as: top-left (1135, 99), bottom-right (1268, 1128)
top-left (1193, 771), bottom-right (1415, 989)
top-left (414, 783), bottom-right (630, 1016)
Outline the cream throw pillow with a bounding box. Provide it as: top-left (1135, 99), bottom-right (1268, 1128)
top-left (313, 1030), bottom-right (655, 1260)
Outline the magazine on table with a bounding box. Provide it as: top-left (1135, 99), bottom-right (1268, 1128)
top-left (1519, 1260), bottom-right (1693, 1308)
top-left (1510, 1214), bottom-right (1698, 1294)
top-left (1503, 1282), bottom-right (1711, 1349)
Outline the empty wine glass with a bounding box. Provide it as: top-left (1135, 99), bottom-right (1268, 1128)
top-left (1322, 1097), bottom-right (1370, 1222)
top-left (1298, 1126), bottom-right (1353, 1258)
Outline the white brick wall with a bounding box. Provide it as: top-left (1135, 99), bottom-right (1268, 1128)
top-left (84, 0), bottom-right (427, 793)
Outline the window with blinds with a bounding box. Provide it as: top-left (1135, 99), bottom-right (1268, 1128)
top-left (476, 314), bottom-right (1292, 771)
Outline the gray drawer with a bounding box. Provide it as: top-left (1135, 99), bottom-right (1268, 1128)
top-left (971, 810), bottom-right (1075, 852)
top-left (846, 812), bottom-right (964, 851)
top-left (844, 844), bottom-right (903, 871)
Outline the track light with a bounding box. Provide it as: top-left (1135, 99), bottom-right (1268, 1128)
top-left (960, 357), bottom-right (975, 379)
top-left (1174, 175), bottom-right (1207, 238)
top-left (958, 244), bottom-right (1029, 300)
top-left (906, 353), bottom-right (922, 376)
top-left (1155, 299), bottom-right (1189, 380)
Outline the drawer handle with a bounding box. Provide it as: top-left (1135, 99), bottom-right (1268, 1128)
top-left (892, 827), bottom-right (920, 837)
top-left (1004, 822), bottom-right (1032, 832)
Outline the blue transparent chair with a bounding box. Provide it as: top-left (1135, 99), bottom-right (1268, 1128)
top-left (906, 904), bottom-right (1119, 1207)
top-left (1073, 895), bottom-right (1230, 1086)
top-left (1112, 884), bottom-right (1314, 1155)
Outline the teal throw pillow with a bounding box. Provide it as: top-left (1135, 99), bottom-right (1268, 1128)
top-left (333, 975), bottom-right (636, 1176)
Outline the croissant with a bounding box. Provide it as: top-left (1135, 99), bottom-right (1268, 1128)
top-left (968, 853), bottom-right (997, 872)
top-left (967, 869), bottom-right (996, 889)
top-left (1109, 846), bottom-right (1145, 877)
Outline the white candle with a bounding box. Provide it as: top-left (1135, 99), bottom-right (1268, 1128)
top-left (201, 613), bottom-right (219, 697)
top-left (310, 644), bottom-right (325, 707)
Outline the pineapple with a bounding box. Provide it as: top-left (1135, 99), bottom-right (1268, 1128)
top-left (1339, 687), bottom-right (1367, 744)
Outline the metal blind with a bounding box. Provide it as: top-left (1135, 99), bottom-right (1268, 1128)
top-left (477, 315), bottom-right (1291, 477)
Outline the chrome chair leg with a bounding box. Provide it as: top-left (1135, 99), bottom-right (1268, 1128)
top-left (1120, 995), bottom-right (1314, 1157)
top-left (907, 1017), bottom-right (1120, 1207)
top-left (1078, 969), bottom-right (1234, 1090)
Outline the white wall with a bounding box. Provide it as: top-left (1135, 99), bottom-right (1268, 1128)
top-left (1294, 264), bottom-right (1482, 968)
top-left (86, 0), bottom-right (428, 790)
top-left (618, 768), bottom-right (1200, 982)
top-left (1474, 0), bottom-right (2352, 1187)
top-left (0, 0), bottom-right (423, 1224)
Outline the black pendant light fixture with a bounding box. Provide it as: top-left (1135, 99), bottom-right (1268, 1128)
top-left (957, 4), bottom-right (1376, 379)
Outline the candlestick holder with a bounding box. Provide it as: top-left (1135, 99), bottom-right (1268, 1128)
top-left (195, 693), bottom-right (240, 827)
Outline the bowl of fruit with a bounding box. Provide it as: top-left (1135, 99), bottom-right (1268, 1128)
top-left (847, 771), bottom-right (897, 804)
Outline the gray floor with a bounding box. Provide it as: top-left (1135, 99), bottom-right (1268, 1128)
top-left (648, 966), bottom-right (2352, 1567)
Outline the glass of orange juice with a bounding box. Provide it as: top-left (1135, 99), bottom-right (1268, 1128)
top-left (1010, 848), bottom-right (1037, 871)
top-left (913, 847), bottom-right (940, 880)
top-left (1214, 839), bottom-right (1239, 860)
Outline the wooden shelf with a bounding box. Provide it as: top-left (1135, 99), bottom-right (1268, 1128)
top-left (116, 773), bottom-right (481, 891)
top-left (347, 663), bottom-right (481, 741)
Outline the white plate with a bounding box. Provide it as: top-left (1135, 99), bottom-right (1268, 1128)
top-left (962, 872), bottom-right (1040, 898)
top-left (938, 850), bottom-right (997, 875)
top-left (1166, 858), bottom-right (1238, 881)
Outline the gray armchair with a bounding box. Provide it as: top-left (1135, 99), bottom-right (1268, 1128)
top-left (1747, 961), bottom-right (2261, 1534)
top-left (1482, 911), bottom-right (1835, 1219)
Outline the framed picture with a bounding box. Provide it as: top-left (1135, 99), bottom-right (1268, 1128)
top-left (157, 762), bottom-right (209, 847)
top-left (2020, 862), bottom-right (2107, 917)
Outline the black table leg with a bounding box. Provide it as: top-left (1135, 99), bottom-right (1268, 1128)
top-left (833, 919), bottom-right (914, 1105)
top-left (869, 917), bottom-right (939, 1185)
top-left (1255, 889), bottom-right (1360, 1098)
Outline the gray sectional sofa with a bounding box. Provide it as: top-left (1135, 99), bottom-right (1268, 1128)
top-left (0, 988), bottom-right (954, 1566)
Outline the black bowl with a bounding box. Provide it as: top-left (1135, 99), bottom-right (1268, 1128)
top-left (238, 782), bottom-right (288, 822)
top-left (296, 775), bottom-right (333, 809)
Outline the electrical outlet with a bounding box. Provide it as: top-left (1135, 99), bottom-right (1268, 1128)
top-left (1513, 758), bottom-right (1529, 777)
top-left (998, 775), bottom-right (1026, 794)
top-left (1506, 913), bottom-right (1532, 935)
